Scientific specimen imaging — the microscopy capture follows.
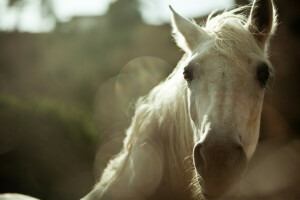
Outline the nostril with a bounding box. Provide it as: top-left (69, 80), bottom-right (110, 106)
top-left (236, 144), bottom-right (243, 152)
top-left (193, 143), bottom-right (205, 172)
top-left (215, 144), bottom-right (247, 171)
top-left (233, 144), bottom-right (247, 170)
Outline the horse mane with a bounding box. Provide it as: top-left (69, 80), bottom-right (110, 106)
top-left (124, 53), bottom-right (194, 168)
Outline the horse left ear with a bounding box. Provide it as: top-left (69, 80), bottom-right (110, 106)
top-left (248, 0), bottom-right (277, 49)
top-left (169, 6), bottom-right (208, 53)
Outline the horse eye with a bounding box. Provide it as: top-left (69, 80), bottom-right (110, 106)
top-left (257, 64), bottom-right (270, 87)
top-left (183, 68), bottom-right (193, 81)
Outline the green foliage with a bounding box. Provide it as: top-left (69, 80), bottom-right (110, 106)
top-left (0, 93), bottom-right (98, 145)
top-left (0, 93), bottom-right (99, 199)
top-left (7, 0), bottom-right (23, 7)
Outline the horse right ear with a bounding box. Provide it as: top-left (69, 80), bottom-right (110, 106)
top-left (247, 0), bottom-right (277, 49)
top-left (169, 6), bottom-right (208, 53)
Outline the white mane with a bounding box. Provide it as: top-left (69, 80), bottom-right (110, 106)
top-left (124, 53), bottom-right (193, 167)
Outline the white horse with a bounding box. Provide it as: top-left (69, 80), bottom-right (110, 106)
top-left (83, 0), bottom-right (277, 199)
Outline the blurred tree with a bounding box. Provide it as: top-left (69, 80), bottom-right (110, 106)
top-left (6, 0), bottom-right (57, 31)
top-left (40, 0), bottom-right (57, 20)
top-left (8, 0), bottom-right (55, 17)
top-left (107, 0), bottom-right (141, 29)
top-left (235, 0), bottom-right (250, 5)
top-left (6, 0), bottom-right (25, 30)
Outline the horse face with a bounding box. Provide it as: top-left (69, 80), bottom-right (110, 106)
top-left (170, 0), bottom-right (276, 197)
top-left (186, 51), bottom-right (266, 196)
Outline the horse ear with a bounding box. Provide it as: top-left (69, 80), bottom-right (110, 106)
top-left (169, 6), bottom-right (207, 53)
top-left (248, 0), bottom-right (277, 48)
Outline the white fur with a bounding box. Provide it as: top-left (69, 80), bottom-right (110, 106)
top-left (0, 194), bottom-right (39, 200)
top-left (83, 2), bottom-right (277, 200)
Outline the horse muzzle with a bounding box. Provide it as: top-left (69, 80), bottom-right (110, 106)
top-left (193, 138), bottom-right (248, 196)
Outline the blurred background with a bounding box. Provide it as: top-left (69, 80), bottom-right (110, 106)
top-left (0, 0), bottom-right (299, 199)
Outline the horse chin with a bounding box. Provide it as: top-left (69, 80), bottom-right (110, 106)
top-left (199, 177), bottom-right (240, 200)
top-left (202, 193), bottom-right (221, 200)
top-left (201, 188), bottom-right (235, 200)
top-left (200, 186), bottom-right (227, 199)
top-left (202, 192), bottom-right (236, 200)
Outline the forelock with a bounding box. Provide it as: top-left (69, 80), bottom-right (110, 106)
top-left (199, 5), bottom-right (274, 75)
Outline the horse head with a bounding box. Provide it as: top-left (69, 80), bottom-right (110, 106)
top-left (170, 0), bottom-right (277, 197)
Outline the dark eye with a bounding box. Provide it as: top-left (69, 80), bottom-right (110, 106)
top-left (257, 64), bottom-right (270, 87)
top-left (183, 68), bottom-right (193, 81)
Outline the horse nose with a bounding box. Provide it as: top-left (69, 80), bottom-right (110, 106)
top-left (194, 141), bottom-right (247, 174)
top-left (193, 140), bottom-right (247, 192)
